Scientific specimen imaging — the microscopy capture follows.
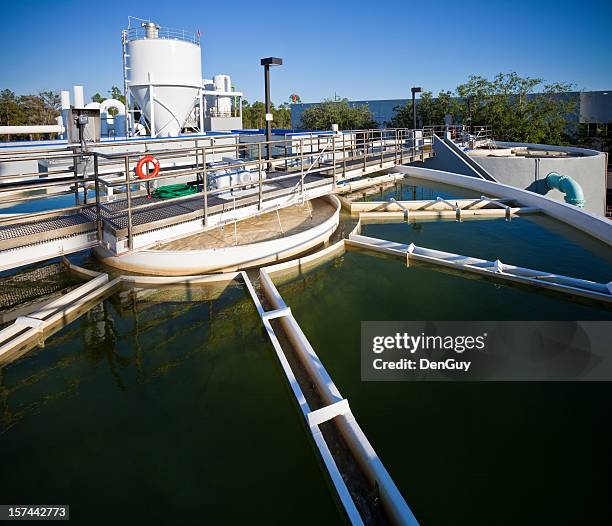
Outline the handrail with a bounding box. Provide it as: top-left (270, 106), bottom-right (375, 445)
top-left (0, 127), bottom-right (435, 253)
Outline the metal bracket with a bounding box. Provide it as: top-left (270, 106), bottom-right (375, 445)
top-left (307, 398), bottom-right (350, 427)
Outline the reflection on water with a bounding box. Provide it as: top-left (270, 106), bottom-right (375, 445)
top-left (352, 177), bottom-right (481, 202)
top-left (0, 283), bottom-right (342, 525)
top-left (277, 251), bottom-right (611, 525)
top-left (362, 213), bottom-right (612, 283)
top-left (0, 262), bottom-right (82, 325)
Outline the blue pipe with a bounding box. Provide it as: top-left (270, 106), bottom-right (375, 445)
top-left (545, 172), bottom-right (585, 208)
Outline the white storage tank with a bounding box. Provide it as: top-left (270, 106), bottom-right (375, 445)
top-left (213, 74), bottom-right (232, 116)
top-left (126, 22), bottom-right (202, 137)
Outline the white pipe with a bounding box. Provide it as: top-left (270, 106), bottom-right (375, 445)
top-left (99, 98), bottom-right (125, 115)
top-left (73, 85), bottom-right (84, 108)
top-left (0, 125), bottom-right (65, 135)
top-left (60, 90), bottom-right (71, 110)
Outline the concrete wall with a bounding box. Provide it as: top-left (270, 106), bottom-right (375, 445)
top-left (204, 116), bottom-right (243, 131)
top-left (394, 165), bottom-right (612, 247)
top-left (415, 134), bottom-right (483, 178)
top-left (469, 142), bottom-right (607, 216)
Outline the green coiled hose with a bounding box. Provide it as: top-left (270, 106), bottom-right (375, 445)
top-left (151, 184), bottom-right (197, 199)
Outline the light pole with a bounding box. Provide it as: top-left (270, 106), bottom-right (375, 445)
top-left (411, 86), bottom-right (422, 130)
top-left (260, 57), bottom-right (283, 161)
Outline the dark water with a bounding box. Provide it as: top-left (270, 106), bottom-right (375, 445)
top-left (0, 284), bottom-right (343, 525)
top-left (353, 177), bottom-right (481, 202)
top-left (276, 251), bottom-right (612, 525)
top-left (362, 214), bottom-right (612, 284)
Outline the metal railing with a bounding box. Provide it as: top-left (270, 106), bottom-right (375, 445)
top-left (123, 25), bottom-right (200, 46)
top-left (0, 128), bottom-right (433, 253)
top-left (424, 124), bottom-right (493, 147)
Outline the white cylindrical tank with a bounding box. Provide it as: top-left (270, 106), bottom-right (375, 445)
top-left (127, 23), bottom-right (202, 137)
top-left (73, 85), bottom-right (84, 108)
top-left (213, 74), bottom-right (232, 117)
top-left (213, 75), bottom-right (225, 92)
top-left (61, 91), bottom-right (71, 110)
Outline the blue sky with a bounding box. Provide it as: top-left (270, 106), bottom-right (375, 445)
top-left (1, 0), bottom-right (611, 105)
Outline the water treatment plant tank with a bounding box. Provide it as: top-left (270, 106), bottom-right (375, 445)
top-left (126, 21), bottom-right (202, 137)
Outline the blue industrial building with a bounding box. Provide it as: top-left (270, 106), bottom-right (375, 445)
top-left (290, 91), bottom-right (612, 130)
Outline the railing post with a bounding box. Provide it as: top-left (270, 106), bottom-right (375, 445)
top-left (202, 147), bottom-right (208, 226)
top-left (258, 142), bottom-right (263, 209)
top-left (124, 155), bottom-right (133, 251)
top-left (343, 132), bottom-right (347, 178)
top-left (72, 148), bottom-right (79, 203)
top-left (300, 137), bottom-right (305, 200)
top-left (380, 130), bottom-right (384, 167)
top-left (332, 134), bottom-right (337, 190)
top-left (195, 139), bottom-right (200, 187)
top-left (82, 154), bottom-right (89, 205)
top-left (363, 131), bottom-right (367, 172)
top-left (394, 129), bottom-right (399, 165)
top-left (93, 153), bottom-right (102, 242)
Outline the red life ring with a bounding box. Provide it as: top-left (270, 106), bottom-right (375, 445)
top-left (135, 155), bottom-right (160, 179)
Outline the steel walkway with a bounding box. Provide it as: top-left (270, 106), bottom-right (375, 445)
top-left (0, 128), bottom-right (434, 272)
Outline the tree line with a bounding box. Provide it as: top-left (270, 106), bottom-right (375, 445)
top-left (387, 73), bottom-right (576, 145)
top-left (3, 73), bottom-right (604, 149)
top-left (0, 89), bottom-right (61, 140)
top-left (241, 100), bottom-right (292, 129)
top-left (297, 72), bottom-right (599, 148)
top-left (1, 87), bottom-right (297, 139)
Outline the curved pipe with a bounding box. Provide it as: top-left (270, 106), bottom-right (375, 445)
top-left (99, 98), bottom-right (126, 115)
top-left (545, 172), bottom-right (585, 208)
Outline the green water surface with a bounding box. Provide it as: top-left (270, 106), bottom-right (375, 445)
top-left (362, 214), bottom-right (612, 284)
top-left (353, 177), bottom-right (481, 202)
top-left (276, 251), bottom-right (612, 525)
top-left (0, 283), bottom-right (344, 525)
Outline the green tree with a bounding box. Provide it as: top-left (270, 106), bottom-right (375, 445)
top-left (387, 90), bottom-right (461, 128)
top-left (273, 102), bottom-right (291, 128)
top-left (240, 100), bottom-right (290, 129)
top-left (90, 87), bottom-right (125, 116)
top-left (0, 89), bottom-right (25, 127)
top-left (0, 89), bottom-right (60, 140)
top-left (109, 86), bottom-right (126, 105)
top-left (300, 98), bottom-right (376, 130)
top-left (456, 72), bottom-right (575, 144)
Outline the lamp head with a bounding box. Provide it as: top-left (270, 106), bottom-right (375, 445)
top-left (261, 57), bottom-right (283, 66)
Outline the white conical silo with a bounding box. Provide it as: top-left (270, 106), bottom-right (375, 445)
top-left (126, 22), bottom-right (202, 137)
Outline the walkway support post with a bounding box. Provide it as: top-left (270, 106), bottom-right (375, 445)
top-left (300, 137), bottom-right (304, 200)
top-left (343, 132), bottom-right (347, 178)
top-left (363, 131), bottom-right (367, 172)
top-left (202, 147), bottom-right (208, 226)
top-left (124, 155), bottom-right (133, 250)
top-left (94, 153), bottom-right (102, 242)
top-left (332, 134), bottom-right (337, 190)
